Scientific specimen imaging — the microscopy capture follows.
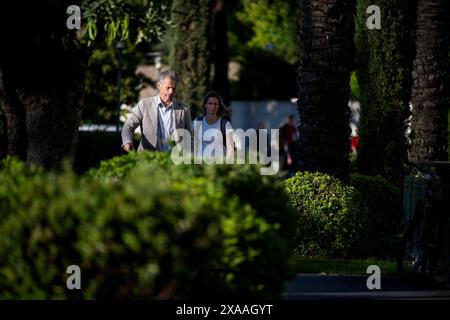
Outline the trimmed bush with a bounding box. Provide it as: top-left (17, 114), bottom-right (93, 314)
top-left (284, 171), bottom-right (369, 258)
top-left (87, 150), bottom-right (172, 179)
top-left (193, 164), bottom-right (296, 294)
top-left (350, 173), bottom-right (402, 258)
top-left (88, 152), bottom-right (296, 296)
top-left (0, 155), bottom-right (295, 299)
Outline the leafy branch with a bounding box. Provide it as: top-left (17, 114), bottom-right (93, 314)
top-left (80, 0), bottom-right (174, 47)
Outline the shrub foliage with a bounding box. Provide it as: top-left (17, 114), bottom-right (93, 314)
top-left (350, 173), bottom-right (402, 258)
top-left (0, 155), bottom-right (295, 299)
top-left (284, 171), bottom-right (369, 258)
top-left (284, 170), bottom-right (402, 259)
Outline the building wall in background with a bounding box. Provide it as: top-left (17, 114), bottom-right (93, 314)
top-left (230, 100), bottom-right (298, 131)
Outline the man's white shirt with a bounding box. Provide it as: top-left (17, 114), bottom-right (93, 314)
top-left (157, 95), bottom-right (174, 151)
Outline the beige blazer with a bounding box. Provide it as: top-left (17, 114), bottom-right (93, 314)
top-left (121, 95), bottom-right (193, 151)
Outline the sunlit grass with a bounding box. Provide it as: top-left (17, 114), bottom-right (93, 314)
top-left (293, 256), bottom-right (398, 276)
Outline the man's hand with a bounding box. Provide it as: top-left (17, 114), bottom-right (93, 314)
top-left (123, 143), bottom-right (133, 153)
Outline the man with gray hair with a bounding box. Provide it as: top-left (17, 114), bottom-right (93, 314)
top-left (121, 70), bottom-right (192, 152)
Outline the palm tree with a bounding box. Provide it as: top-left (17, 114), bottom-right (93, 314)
top-left (297, 0), bottom-right (355, 180)
top-left (409, 0), bottom-right (449, 161)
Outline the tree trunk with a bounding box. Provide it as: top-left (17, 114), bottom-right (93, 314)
top-left (409, 0), bottom-right (449, 162)
top-left (0, 69), bottom-right (27, 160)
top-left (297, 0), bottom-right (355, 180)
top-left (0, 106), bottom-right (6, 158)
top-left (170, 0), bottom-right (212, 117)
top-left (0, 1), bottom-right (86, 170)
top-left (211, 0), bottom-right (230, 107)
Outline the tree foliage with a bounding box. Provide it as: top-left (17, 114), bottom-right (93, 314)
top-left (81, 0), bottom-right (174, 46)
top-left (231, 48), bottom-right (297, 100)
top-left (236, 0), bottom-right (298, 65)
top-left (81, 1), bottom-right (175, 124)
top-left (83, 42), bottom-right (152, 124)
top-left (355, 0), bottom-right (416, 186)
top-left (225, 0), bottom-right (298, 100)
top-left (0, 1), bottom-right (175, 169)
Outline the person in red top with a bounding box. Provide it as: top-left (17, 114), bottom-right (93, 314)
top-left (279, 115), bottom-right (298, 172)
top-left (351, 129), bottom-right (359, 154)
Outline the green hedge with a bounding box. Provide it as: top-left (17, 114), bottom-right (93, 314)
top-left (88, 152), bottom-right (296, 296)
top-left (350, 173), bottom-right (402, 258)
top-left (284, 171), bottom-right (369, 258)
top-left (0, 155), bottom-right (295, 299)
top-left (355, 0), bottom-right (415, 186)
top-left (87, 150), bottom-right (172, 179)
top-left (284, 171), bottom-right (402, 259)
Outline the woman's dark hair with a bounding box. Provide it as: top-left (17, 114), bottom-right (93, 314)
top-left (202, 91), bottom-right (231, 119)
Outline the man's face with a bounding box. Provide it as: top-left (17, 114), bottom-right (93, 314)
top-left (158, 77), bottom-right (176, 106)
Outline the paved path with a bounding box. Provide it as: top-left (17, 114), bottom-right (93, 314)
top-left (283, 274), bottom-right (450, 300)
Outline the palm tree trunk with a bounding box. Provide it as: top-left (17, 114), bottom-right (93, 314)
top-left (297, 0), bottom-right (355, 180)
top-left (409, 0), bottom-right (450, 162)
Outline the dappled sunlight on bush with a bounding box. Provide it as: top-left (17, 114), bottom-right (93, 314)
top-left (0, 154), bottom-right (295, 299)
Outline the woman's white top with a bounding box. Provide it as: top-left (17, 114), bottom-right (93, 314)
top-left (192, 117), bottom-right (233, 159)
